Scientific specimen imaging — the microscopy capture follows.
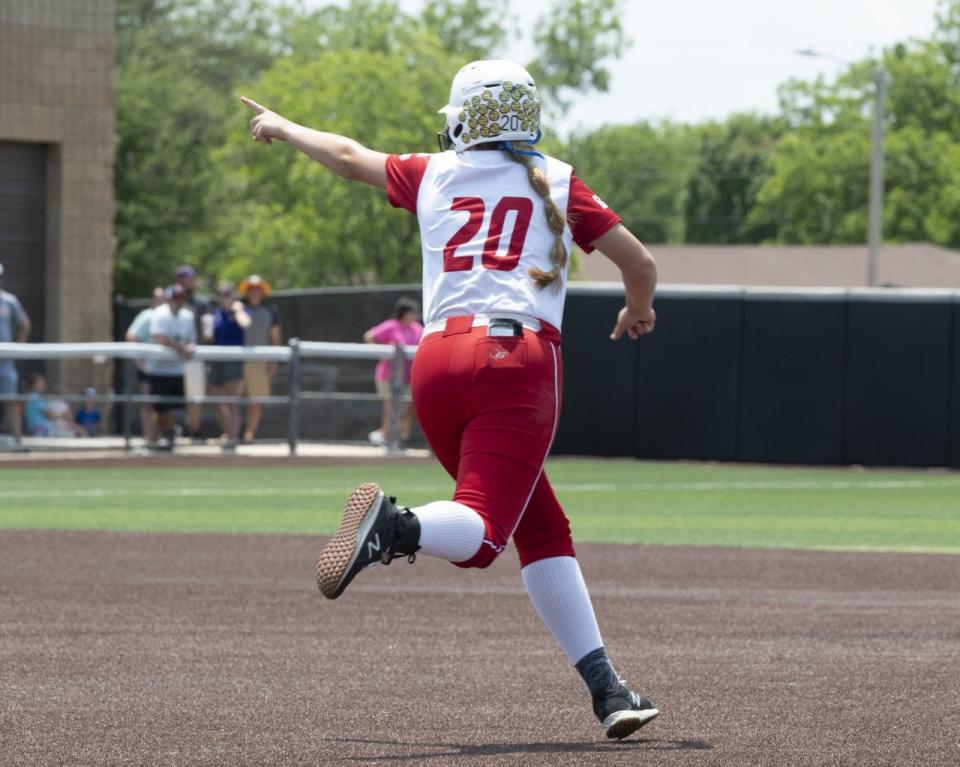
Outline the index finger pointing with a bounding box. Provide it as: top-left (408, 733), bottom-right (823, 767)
top-left (240, 96), bottom-right (266, 114)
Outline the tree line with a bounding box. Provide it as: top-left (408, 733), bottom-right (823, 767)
top-left (115, 0), bottom-right (960, 297)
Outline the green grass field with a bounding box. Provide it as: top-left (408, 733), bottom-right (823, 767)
top-left (2, 459), bottom-right (958, 553)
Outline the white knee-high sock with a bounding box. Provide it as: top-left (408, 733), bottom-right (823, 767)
top-left (522, 556), bottom-right (604, 665)
top-left (411, 501), bottom-right (485, 563)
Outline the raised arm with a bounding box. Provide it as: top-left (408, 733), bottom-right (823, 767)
top-left (241, 97), bottom-right (388, 188)
top-left (231, 301), bottom-right (252, 330)
top-left (591, 224), bottom-right (657, 340)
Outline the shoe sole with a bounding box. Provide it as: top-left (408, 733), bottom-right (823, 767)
top-left (315, 483), bottom-right (383, 600)
top-left (603, 708), bottom-right (659, 740)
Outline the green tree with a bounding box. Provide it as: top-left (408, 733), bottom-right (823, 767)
top-left (422, 0), bottom-right (511, 59)
top-left (114, 48), bottom-right (223, 295)
top-left (565, 123), bottom-right (699, 243)
top-left (529, 0), bottom-right (629, 112)
top-left (749, 3), bottom-right (960, 248)
top-left (114, 0), bottom-right (281, 296)
top-left (684, 114), bottom-right (782, 244)
top-left (749, 130), bottom-right (871, 244)
top-left (885, 126), bottom-right (960, 246)
top-left (212, 36), bottom-right (456, 287)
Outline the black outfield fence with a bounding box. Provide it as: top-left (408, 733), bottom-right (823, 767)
top-left (554, 284), bottom-right (959, 469)
top-left (117, 283), bottom-right (960, 468)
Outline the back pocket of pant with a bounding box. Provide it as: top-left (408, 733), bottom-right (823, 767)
top-left (473, 338), bottom-right (527, 380)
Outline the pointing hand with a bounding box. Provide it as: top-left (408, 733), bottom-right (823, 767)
top-left (241, 97), bottom-right (290, 145)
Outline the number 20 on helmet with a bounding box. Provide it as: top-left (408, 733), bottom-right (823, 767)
top-left (437, 60), bottom-right (542, 153)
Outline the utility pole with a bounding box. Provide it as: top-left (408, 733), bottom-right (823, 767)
top-left (796, 50), bottom-right (890, 287)
top-left (867, 69), bottom-right (890, 288)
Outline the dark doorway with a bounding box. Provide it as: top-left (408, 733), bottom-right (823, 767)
top-left (0, 141), bottom-right (47, 343)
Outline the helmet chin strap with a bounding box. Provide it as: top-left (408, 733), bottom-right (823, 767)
top-left (496, 129), bottom-right (544, 158)
top-left (436, 127), bottom-right (543, 155)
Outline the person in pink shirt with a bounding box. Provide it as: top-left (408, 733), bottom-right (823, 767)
top-left (363, 298), bottom-right (423, 447)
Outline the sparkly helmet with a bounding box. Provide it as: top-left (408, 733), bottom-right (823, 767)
top-left (437, 60), bottom-right (542, 152)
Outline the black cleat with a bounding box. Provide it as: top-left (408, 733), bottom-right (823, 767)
top-left (596, 686), bottom-right (659, 740)
top-left (315, 483), bottom-right (420, 599)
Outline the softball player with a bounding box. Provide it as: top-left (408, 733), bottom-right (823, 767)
top-left (244, 59), bottom-right (659, 740)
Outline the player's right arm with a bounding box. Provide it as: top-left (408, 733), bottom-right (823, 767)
top-left (592, 225), bottom-right (657, 340)
top-left (241, 97), bottom-right (388, 189)
top-left (566, 173), bottom-right (657, 340)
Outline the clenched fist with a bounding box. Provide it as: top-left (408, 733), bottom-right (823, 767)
top-left (610, 306), bottom-right (656, 340)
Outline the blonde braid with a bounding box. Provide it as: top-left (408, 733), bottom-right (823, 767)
top-left (505, 142), bottom-right (567, 289)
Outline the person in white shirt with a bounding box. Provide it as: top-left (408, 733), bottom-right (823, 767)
top-left (145, 284), bottom-right (196, 449)
top-left (125, 286), bottom-right (165, 442)
top-left (242, 59), bottom-right (658, 740)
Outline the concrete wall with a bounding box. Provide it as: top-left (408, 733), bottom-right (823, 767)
top-left (0, 0), bottom-right (115, 392)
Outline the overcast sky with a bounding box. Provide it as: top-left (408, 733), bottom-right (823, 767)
top-left (397, 0), bottom-right (942, 132)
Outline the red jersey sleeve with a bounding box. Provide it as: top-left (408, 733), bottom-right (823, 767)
top-left (567, 171), bottom-right (622, 253)
top-left (385, 154), bottom-right (432, 214)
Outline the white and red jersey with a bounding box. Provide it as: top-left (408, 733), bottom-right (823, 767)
top-left (385, 150), bottom-right (620, 330)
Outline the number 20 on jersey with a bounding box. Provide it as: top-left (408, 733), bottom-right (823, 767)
top-left (443, 196), bottom-right (533, 273)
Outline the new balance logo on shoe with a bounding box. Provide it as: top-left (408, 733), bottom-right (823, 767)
top-left (316, 484), bottom-right (421, 599)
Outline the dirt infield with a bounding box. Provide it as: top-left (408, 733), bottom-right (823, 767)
top-left (1, 531), bottom-right (957, 766)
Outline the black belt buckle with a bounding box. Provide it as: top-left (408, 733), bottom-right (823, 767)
top-left (488, 319), bottom-right (523, 338)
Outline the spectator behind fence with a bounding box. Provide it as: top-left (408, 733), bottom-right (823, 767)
top-left (363, 298), bottom-right (423, 448)
top-left (24, 374), bottom-right (86, 437)
top-left (125, 286), bottom-right (165, 442)
top-left (238, 275), bottom-right (281, 443)
top-left (0, 262), bottom-right (31, 445)
top-left (175, 264), bottom-right (208, 440)
top-left (74, 387), bottom-right (103, 437)
top-left (145, 284), bottom-right (196, 450)
top-left (205, 281), bottom-right (251, 449)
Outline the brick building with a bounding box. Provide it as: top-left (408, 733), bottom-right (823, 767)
top-left (0, 0), bottom-right (115, 391)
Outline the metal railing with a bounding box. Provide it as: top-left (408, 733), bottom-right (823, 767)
top-left (0, 340), bottom-right (417, 454)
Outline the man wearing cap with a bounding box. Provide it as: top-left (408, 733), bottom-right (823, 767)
top-left (175, 265), bottom-right (208, 439)
top-left (0, 263), bottom-right (31, 444)
top-left (238, 274), bottom-right (282, 442)
top-left (145, 284), bottom-right (197, 449)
